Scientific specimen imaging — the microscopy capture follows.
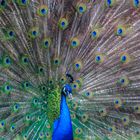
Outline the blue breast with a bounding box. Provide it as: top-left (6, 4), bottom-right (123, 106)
top-left (52, 85), bottom-right (73, 140)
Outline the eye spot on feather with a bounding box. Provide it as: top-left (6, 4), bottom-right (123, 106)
top-left (134, 105), bottom-right (140, 113)
top-left (0, 0), bottom-right (7, 11)
top-left (109, 127), bottom-right (113, 132)
top-left (26, 115), bottom-right (31, 121)
top-left (8, 31), bottom-right (15, 37)
top-left (22, 81), bottom-right (31, 90)
top-left (38, 116), bottom-right (42, 121)
top-left (118, 76), bottom-right (129, 87)
top-left (72, 82), bottom-right (79, 92)
top-left (91, 29), bottom-right (100, 39)
top-left (58, 18), bottom-right (68, 30)
top-left (99, 108), bottom-right (107, 117)
top-left (6, 58), bottom-right (10, 64)
top-left (2, 56), bottom-right (12, 67)
top-left (39, 132), bottom-right (44, 138)
top-left (92, 31), bottom-right (97, 37)
top-left (120, 53), bottom-right (131, 64)
top-left (72, 101), bottom-right (78, 110)
top-left (17, 0), bottom-right (30, 7)
top-left (23, 58), bottom-right (28, 63)
top-left (95, 53), bottom-right (104, 63)
top-left (13, 103), bottom-right (20, 112)
top-left (42, 38), bottom-right (51, 49)
top-left (1, 122), bottom-right (4, 126)
top-left (73, 61), bottom-right (82, 72)
top-left (37, 5), bottom-right (48, 16)
top-left (29, 27), bottom-right (39, 39)
top-left (53, 58), bottom-right (61, 67)
top-left (59, 76), bottom-right (66, 84)
top-left (21, 55), bottom-right (29, 65)
top-left (75, 128), bottom-right (82, 135)
top-left (46, 132), bottom-right (51, 138)
top-left (114, 98), bottom-right (122, 108)
top-left (84, 91), bottom-right (93, 99)
top-left (39, 67), bottom-right (44, 73)
top-left (0, 121), bottom-right (5, 129)
top-left (131, 0), bottom-right (140, 8)
top-left (1, 0), bottom-right (6, 6)
top-left (71, 113), bottom-right (76, 120)
top-left (41, 85), bottom-right (46, 92)
top-left (76, 3), bottom-right (87, 14)
top-left (3, 83), bottom-right (12, 94)
top-left (105, 0), bottom-right (116, 7)
top-left (76, 78), bottom-right (83, 88)
top-left (49, 80), bottom-right (53, 84)
top-left (81, 114), bottom-right (88, 122)
top-left (70, 38), bottom-right (80, 48)
top-left (121, 55), bottom-right (126, 62)
top-left (122, 116), bottom-right (129, 126)
top-left (135, 129), bottom-right (140, 136)
top-left (10, 124), bottom-right (16, 132)
top-left (116, 25), bottom-right (126, 36)
top-left (108, 126), bottom-right (115, 133)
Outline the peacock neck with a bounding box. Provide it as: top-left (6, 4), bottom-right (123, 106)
top-left (52, 93), bottom-right (73, 140)
top-left (59, 94), bottom-right (72, 128)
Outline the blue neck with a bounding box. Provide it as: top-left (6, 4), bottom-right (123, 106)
top-left (52, 94), bottom-right (73, 140)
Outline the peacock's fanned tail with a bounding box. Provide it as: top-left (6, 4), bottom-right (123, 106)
top-left (0, 0), bottom-right (140, 139)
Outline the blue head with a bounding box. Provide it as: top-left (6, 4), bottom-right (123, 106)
top-left (62, 84), bottom-right (72, 97)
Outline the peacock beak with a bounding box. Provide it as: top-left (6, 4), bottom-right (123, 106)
top-left (68, 93), bottom-right (73, 100)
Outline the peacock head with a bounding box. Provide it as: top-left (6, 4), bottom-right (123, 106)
top-left (62, 84), bottom-right (73, 99)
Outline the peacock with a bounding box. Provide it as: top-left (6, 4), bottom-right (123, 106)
top-left (0, 0), bottom-right (140, 139)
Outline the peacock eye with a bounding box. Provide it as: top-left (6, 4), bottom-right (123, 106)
top-left (120, 79), bottom-right (125, 83)
top-left (121, 55), bottom-right (127, 62)
top-left (42, 38), bottom-right (51, 49)
top-left (6, 58), bottom-right (10, 64)
top-left (96, 56), bottom-right (101, 62)
top-left (24, 58), bottom-right (28, 63)
top-left (2, 55), bottom-right (12, 67)
top-left (132, 0), bottom-right (140, 8)
top-left (61, 22), bottom-right (65, 26)
top-left (95, 53), bottom-right (105, 64)
top-left (22, 0), bottom-right (26, 3)
top-left (29, 27), bottom-right (39, 39)
top-left (41, 9), bottom-right (45, 14)
top-left (92, 31), bottom-right (97, 37)
top-left (58, 18), bottom-right (69, 30)
top-left (10, 124), bottom-right (16, 132)
top-left (123, 118), bottom-right (126, 122)
top-left (17, 0), bottom-right (30, 6)
top-left (135, 106), bottom-right (139, 110)
top-left (0, 0), bottom-right (7, 11)
top-left (117, 28), bottom-right (123, 35)
top-left (9, 31), bottom-right (14, 37)
top-left (106, 0), bottom-right (115, 7)
top-left (37, 5), bottom-right (48, 16)
top-left (76, 3), bottom-right (87, 14)
top-left (21, 55), bottom-right (29, 65)
top-left (1, 0), bottom-right (6, 6)
top-left (115, 100), bottom-right (119, 104)
top-left (70, 38), bottom-right (80, 48)
top-left (40, 68), bottom-right (43, 72)
top-left (116, 25), bottom-right (126, 36)
top-left (136, 131), bottom-right (140, 135)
